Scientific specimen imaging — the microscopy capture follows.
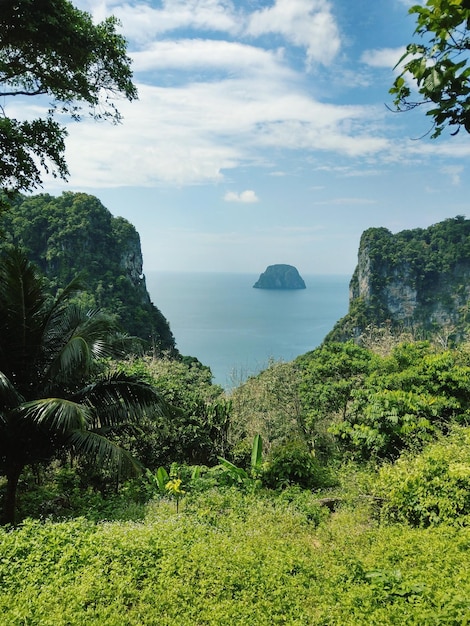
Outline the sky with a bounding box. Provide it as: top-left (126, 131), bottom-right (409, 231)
top-left (14, 0), bottom-right (470, 275)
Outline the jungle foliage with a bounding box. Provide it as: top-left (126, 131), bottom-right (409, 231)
top-left (298, 340), bottom-right (470, 461)
top-left (329, 216), bottom-right (470, 341)
top-left (2, 262), bottom-right (470, 620)
top-left (2, 0), bottom-right (470, 618)
top-left (110, 356), bottom-right (231, 469)
top-left (0, 247), bottom-right (166, 524)
top-left (0, 192), bottom-right (176, 351)
top-left (1, 480), bottom-right (470, 624)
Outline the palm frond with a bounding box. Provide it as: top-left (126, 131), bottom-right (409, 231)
top-left (76, 371), bottom-right (168, 429)
top-left (20, 398), bottom-right (91, 434)
top-left (43, 303), bottom-right (91, 356)
top-left (65, 429), bottom-right (142, 474)
top-left (0, 248), bottom-right (50, 381)
top-left (0, 371), bottom-right (24, 411)
top-left (72, 309), bottom-right (126, 360)
top-left (43, 308), bottom-right (125, 385)
top-left (47, 335), bottom-right (92, 383)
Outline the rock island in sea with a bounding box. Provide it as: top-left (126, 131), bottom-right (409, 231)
top-left (253, 264), bottom-right (306, 290)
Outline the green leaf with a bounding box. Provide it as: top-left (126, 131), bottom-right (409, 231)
top-left (251, 434), bottom-right (263, 471)
top-left (156, 467), bottom-right (170, 491)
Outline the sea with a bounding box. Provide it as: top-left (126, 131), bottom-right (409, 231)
top-left (145, 272), bottom-right (351, 389)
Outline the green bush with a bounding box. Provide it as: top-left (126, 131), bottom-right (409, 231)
top-left (1, 489), bottom-right (470, 624)
top-left (376, 427), bottom-right (470, 527)
top-left (4, 464), bottom-right (148, 524)
top-left (275, 485), bottom-right (330, 525)
top-left (261, 439), bottom-right (333, 490)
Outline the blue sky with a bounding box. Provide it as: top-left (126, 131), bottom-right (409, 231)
top-left (23, 0), bottom-right (470, 274)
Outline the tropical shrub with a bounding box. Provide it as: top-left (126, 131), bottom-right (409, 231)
top-left (1, 488), bottom-right (470, 624)
top-left (261, 439), bottom-right (333, 490)
top-left (229, 359), bottom-right (306, 460)
top-left (327, 342), bottom-right (470, 460)
top-left (375, 427), bottom-right (470, 527)
top-left (110, 355), bottom-right (230, 468)
top-left (297, 341), bottom-right (378, 459)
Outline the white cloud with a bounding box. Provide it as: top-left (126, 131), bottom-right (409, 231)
top-left (311, 197), bottom-right (377, 206)
top-left (224, 190), bottom-right (259, 203)
top-left (79, 0), bottom-right (341, 70)
top-left (131, 39), bottom-right (287, 76)
top-left (119, 0), bottom-right (241, 43)
top-left (403, 140), bottom-right (470, 160)
top-left (76, 0), bottom-right (241, 41)
top-left (246, 0), bottom-right (340, 68)
top-left (255, 116), bottom-right (390, 157)
top-left (442, 165), bottom-right (464, 186)
top-left (396, 0), bottom-right (424, 6)
top-left (361, 47), bottom-right (405, 70)
top-left (14, 0), bottom-right (451, 193)
top-left (44, 75), bottom-right (393, 189)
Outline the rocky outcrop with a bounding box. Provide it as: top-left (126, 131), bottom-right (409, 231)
top-left (254, 264), bottom-right (306, 290)
top-left (328, 217), bottom-right (470, 342)
top-left (1, 192), bottom-right (177, 353)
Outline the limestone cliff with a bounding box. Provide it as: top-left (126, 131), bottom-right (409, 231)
top-left (254, 264), bottom-right (306, 290)
top-left (328, 217), bottom-right (470, 342)
top-left (1, 192), bottom-right (177, 353)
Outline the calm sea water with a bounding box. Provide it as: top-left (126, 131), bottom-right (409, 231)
top-left (145, 272), bottom-right (350, 388)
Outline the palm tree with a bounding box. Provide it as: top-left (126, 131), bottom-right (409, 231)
top-left (0, 247), bottom-right (165, 525)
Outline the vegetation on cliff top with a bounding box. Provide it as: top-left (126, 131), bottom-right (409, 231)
top-left (328, 216), bottom-right (470, 343)
top-left (0, 192), bottom-right (176, 352)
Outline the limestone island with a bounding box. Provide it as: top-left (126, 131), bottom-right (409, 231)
top-left (253, 264), bottom-right (306, 290)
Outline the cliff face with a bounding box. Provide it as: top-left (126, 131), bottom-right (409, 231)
top-left (2, 192), bottom-right (177, 353)
top-left (329, 217), bottom-right (470, 341)
top-left (254, 264), bottom-right (306, 290)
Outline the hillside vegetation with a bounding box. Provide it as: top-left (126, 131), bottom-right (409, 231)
top-left (2, 331), bottom-right (470, 623)
top-left (330, 216), bottom-right (470, 342)
top-left (2, 486), bottom-right (470, 625)
top-left (2, 207), bottom-right (470, 622)
top-left (0, 192), bottom-right (176, 352)
top-left (2, 0), bottom-right (470, 619)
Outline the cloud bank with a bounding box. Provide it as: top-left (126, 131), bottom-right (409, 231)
top-left (15, 0), bottom-right (459, 190)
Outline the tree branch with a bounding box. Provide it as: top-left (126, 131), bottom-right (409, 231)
top-left (1, 89), bottom-right (48, 97)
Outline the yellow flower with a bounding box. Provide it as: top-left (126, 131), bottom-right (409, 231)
top-left (166, 478), bottom-right (185, 495)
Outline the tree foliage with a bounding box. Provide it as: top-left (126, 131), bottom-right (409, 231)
top-left (0, 248), bottom-right (164, 525)
top-left (0, 192), bottom-right (177, 351)
top-left (391, 0), bottom-right (470, 137)
top-left (297, 342), bottom-right (377, 457)
top-left (330, 216), bottom-right (470, 342)
top-left (297, 339), bottom-right (470, 461)
top-left (229, 360), bottom-right (306, 463)
top-left (0, 0), bottom-right (137, 193)
top-left (114, 356), bottom-right (230, 468)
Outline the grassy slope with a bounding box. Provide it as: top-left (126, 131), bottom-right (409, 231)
top-left (1, 489), bottom-right (469, 625)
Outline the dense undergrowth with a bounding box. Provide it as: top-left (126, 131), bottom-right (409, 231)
top-left (1, 482), bottom-right (470, 625)
top-left (3, 425), bottom-right (470, 624)
top-left (3, 332), bottom-right (470, 623)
